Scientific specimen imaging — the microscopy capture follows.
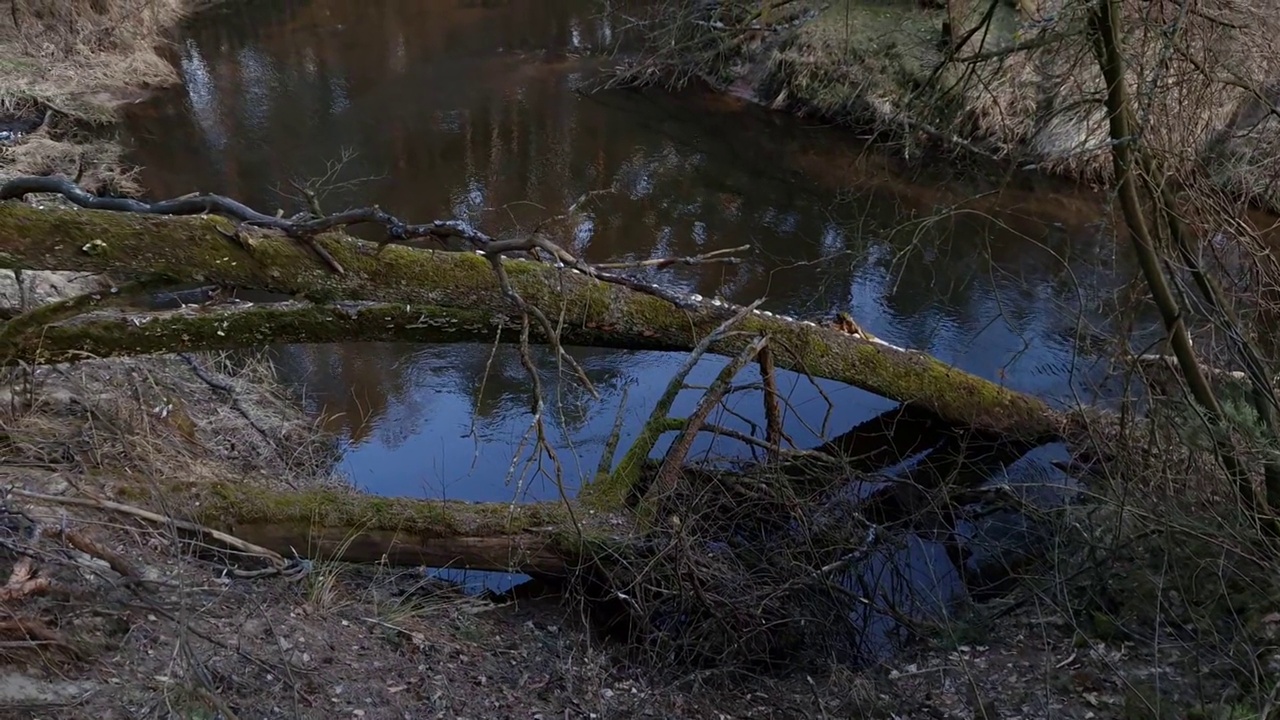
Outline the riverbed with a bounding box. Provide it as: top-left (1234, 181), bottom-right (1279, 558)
top-left (122, 0), bottom-right (1138, 615)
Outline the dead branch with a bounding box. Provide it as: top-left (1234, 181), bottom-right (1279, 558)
top-left (0, 175), bottom-right (720, 308)
top-left (583, 298), bottom-right (765, 508)
top-left (758, 340), bottom-right (786, 458)
top-left (60, 528), bottom-right (141, 581)
top-left (0, 617), bottom-right (81, 659)
top-left (641, 335), bottom-right (770, 524)
top-left (177, 353), bottom-right (276, 441)
top-left (592, 244), bottom-right (749, 270)
top-left (8, 488), bottom-right (287, 570)
top-left (0, 557), bottom-right (49, 602)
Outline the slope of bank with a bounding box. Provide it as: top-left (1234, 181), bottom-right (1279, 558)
top-left (635, 0), bottom-right (1280, 212)
top-left (0, 0), bottom-right (207, 192)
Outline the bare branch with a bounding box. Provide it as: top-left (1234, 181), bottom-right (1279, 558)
top-left (642, 335), bottom-right (770, 524)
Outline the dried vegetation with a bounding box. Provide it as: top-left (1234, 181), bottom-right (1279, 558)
top-left (0, 0), bottom-right (204, 193)
top-left (616, 0), bottom-right (1280, 210)
top-left (6, 0), bottom-right (1280, 718)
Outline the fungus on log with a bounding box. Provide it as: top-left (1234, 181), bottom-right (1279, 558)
top-left (0, 201), bottom-right (1067, 443)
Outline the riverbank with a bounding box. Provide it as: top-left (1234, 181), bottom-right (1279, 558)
top-left (0, 0), bottom-right (1273, 717)
top-left (625, 0), bottom-right (1280, 212)
top-left (0, 0), bottom-right (211, 192)
top-left (0, 348), bottom-right (1193, 715)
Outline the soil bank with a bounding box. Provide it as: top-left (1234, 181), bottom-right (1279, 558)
top-left (655, 0), bottom-right (1280, 213)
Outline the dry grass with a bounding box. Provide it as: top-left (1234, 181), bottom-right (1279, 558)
top-left (0, 0), bottom-right (188, 119)
top-left (0, 0), bottom-right (212, 193)
top-left (0, 356), bottom-right (341, 494)
top-left (0, 134), bottom-right (143, 195)
top-left (626, 0), bottom-right (1280, 209)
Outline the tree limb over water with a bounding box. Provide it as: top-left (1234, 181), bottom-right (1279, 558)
top-left (0, 180), bottom-right (1061, 441)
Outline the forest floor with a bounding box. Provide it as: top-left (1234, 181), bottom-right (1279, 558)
top-left (0, 1), bottom-right (1250, 718)
top-left (0, 334), bottom-right (1182, 719)
top-left (0, 209), bottom-right (1211, 717)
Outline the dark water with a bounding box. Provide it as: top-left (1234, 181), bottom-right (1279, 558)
top-left (122, 0), bottom-right (1140, 618)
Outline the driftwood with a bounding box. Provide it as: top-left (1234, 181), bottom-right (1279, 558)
top-left (0, 197), bottom-right (1066, 443)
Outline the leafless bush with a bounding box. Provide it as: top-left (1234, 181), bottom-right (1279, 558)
top-left (604, 0), bottom-right (810, 91)
top-left (592, 461), bottom-right (882, 671)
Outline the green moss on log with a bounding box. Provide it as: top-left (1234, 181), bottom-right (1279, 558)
top-left (581, 417), bottom-right (684, 512)
top-left (191, 482), bottom-right (577, 536)
top-left (110, 479), bottom-right (636, 573)
top-left (0, 200), bottom-right (1065, 441)
top-left (0, 302), bottom-right (507, 363)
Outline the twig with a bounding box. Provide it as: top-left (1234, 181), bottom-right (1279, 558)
top-left (758, 340), bottom-right (785, 459)
top-left (487, 252), bottom-right (597, 398)
top-left (679, 420), bottom-right (837, 464)
top-left (0, 618), bottom-right (82, 659)
top-left (177, 353), bottom-right (277, 442)
top-left (8, 488), bottom-right (286, 570)
top-left (592, 245), bottom-right (749, 270)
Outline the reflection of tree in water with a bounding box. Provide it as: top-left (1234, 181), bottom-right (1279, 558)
top-left (270, 343), bottom-right (422, 447)
top-left (271, 341), bottom-right (633, 450)
top-left (123, 0), bottom-right (1145, 439)
top-left (466, 345), bottom-right (635, 431)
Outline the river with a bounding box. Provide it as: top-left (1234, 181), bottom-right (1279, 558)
top-left (121, 0), bottom-right (1140, 621)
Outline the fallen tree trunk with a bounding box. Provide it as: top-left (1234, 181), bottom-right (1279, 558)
top-left (0, 201), bottom-right (1067, 441)
top-left (122, 480), bottom-right (625, 576)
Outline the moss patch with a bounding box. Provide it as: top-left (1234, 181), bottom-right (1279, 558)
top-left (0, 201), bottom-right (1066, 441)
top-left (187, 482), bottom-right (578, 537)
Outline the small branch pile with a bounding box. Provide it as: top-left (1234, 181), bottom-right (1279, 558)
top-left (0, 465), bottom-right (327, 659)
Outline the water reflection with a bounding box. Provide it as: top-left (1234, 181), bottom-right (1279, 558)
top-left (124, 0), bottom-right (1145, 501)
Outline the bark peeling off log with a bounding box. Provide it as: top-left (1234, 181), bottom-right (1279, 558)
top-left (0, 201), bottom-right (1063, 442)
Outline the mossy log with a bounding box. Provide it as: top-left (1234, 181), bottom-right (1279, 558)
top-left (0, 200), bottom-right (1065, 441)
top-left (149, 480), bottom-right (628, 575)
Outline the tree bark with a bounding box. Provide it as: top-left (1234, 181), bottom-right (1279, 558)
top-left (129, 480), bottom-right (625, 576)
top-left (0, 200), bottom-right (1064, 441)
